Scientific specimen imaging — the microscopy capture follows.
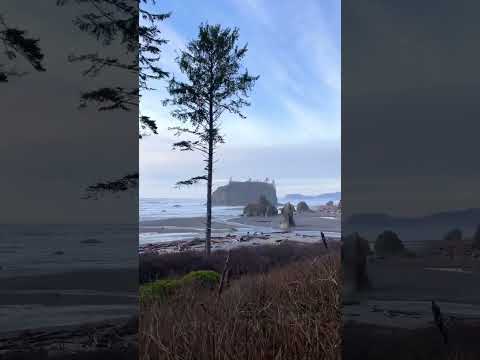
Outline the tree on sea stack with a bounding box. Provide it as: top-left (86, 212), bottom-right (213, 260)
top-left (165, 24), bottom-right (258, 255)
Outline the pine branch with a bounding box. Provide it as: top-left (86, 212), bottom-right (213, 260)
top-left (83, 172), bottom-right (139, 199)
top-left (175, 175), bottom-right (208, 187)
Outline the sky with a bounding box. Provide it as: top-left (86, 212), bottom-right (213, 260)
top-left (1, 1), bottom-right (137, 224)
top-left (342, 0), bottom-right (480, 217)
top-left (140, 0), bottom-right (341, 199)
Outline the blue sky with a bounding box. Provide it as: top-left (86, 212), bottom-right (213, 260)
top-left (140, 0), bottom-right (340, 199)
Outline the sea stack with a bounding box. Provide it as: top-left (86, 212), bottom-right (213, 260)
top-left (280, 203), bottom-right (296, 230)
top-left (212, 178), bottom-right (277, 206)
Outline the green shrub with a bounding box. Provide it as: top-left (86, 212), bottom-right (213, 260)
top-left (181, 270), bottom-right (220, 288)
top-left (140, 279), bottom-right (180, 302)
top-left (140, 270), bottom-right (220, 302)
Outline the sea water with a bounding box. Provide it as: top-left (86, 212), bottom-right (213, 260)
top-left (0, 224), bottom-right (137, 278)
top-left (140, 197), bottom-right (339, 222)
top-left (140, 197), bottom-right (341, 244)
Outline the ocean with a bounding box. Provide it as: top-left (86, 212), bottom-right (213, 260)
top-left (140, 198), bottom-right (244, 222)
top-left (140, 197), bottom-right (341, 245)
top-left (140, 196), bottom-right (339, 222)
top-left (1, 196), bottom-right (338, 277)
top-left (0, 224), bottom-right (137, 278)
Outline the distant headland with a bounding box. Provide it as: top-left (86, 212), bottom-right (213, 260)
top-left (284, 192), bottom-right (341, 202)
top-left (212, 178), bottom-right (277, 206)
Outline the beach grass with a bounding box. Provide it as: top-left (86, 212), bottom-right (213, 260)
top-left (139, 241), bottom-right (334, 283)
top-left (139, 251), bottom-right (341, 360)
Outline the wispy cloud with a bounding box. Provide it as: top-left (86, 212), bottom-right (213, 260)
top-left (140, 0), bottom-right (341, 198)
top-left (231, 0), bottom-right (273, 29)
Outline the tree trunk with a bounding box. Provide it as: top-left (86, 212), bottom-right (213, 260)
top-left (205, 100), bottom-right (214, 255)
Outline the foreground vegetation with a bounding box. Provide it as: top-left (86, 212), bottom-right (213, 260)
top-left (139, 243), bottom-right (341, 360)
top-left (139, 240), bottom-right (480, 359)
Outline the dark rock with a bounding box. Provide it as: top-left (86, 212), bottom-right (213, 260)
top-left (443, 228), bottom-right (463, 259)
top-left (280, 203), bottom-right (296, 230)
top-left (243, 195), bottom-right (278, 217)
top-left (296, 201), bottom-right (313, 213)
top-left (374, 230), bottom-right (405, 256)
top-left (81, 238), bottom-right (103, 244)
top-left (341, 232), bottom-right (371, 293)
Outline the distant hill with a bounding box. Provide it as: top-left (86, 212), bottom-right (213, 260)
top-left (284, 192), bottom-right (341, 202)
top-left (212, 180), bottom-right (277, 206)
top-left (344, 208), bottom-right (480, 241)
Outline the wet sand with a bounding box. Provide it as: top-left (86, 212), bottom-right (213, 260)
top-left (140, 217), bottom-right (238, 234)
top-left (230, 211), bottom-right (340, 233)
top-left (0, 316), bottom-right (137, 357)
top-left (343, 254), bottom-right (480, 329)
top-left (139, 211), bottom-right (341, 255)
top-left (0, 269), bottom-right (137, 334)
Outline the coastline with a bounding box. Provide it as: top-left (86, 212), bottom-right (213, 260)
top-left (139, 207), bottom-right (341, 255)
top-left (0, 268), bottom-right (138, 334)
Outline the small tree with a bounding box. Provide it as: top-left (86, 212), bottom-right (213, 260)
top-left (165, 24), bottom-right (258, 255)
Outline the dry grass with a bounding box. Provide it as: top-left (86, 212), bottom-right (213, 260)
top-left (139, 241), bottom-right (480, 359)
top-left (139, 253), bottom-right (341, 360)
top-left (139, 241), bottom-right (335, 284)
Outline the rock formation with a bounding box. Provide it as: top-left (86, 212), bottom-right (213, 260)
top-left (374, 230), bottom-right (405, 256)
top-left (280, 203), bottom-right (296, 230)
top-left (212, 180), bottom-right (277, 206)
top-left (296, 201), bottom-right (313, 213)
top-left (243, 195), bottom-right (278, 217)
top-left (341, 232), bottom-right (371, 294)
top-left (444, 228), bottom-right (464, 261)
top-left (473, 225), bottom-right (480, 250)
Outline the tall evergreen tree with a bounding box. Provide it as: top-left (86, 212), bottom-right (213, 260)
top-left (165, 24), bottom-right (258, 255)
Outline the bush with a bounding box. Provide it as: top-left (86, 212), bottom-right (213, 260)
top-left (140, 270), bottom-right (220, 302)
top-left (139, 242), bottom-right (332, 284)
top-left (140, 279), bottom-right (180, 302)
top-left (374, 230), bottom-right (404, 256)
top-left (181, 270), bottom-right (220, 289)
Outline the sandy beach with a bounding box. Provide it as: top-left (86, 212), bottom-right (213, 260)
top-left (0, 268), bottom-right (137, 335)
top-left (343, 252), bottom-right (480, 330)
top-left (139, 208), bottom-right (341, 255)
